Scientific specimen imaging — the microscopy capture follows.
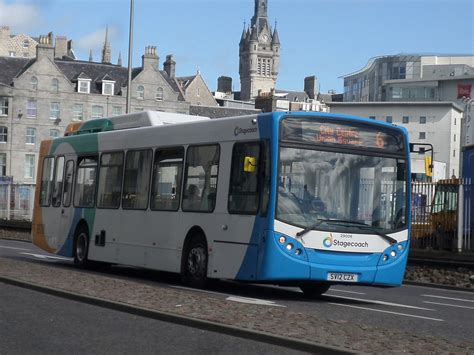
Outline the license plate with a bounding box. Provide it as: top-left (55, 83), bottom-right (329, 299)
top-left (327, 272), bottom-right (358, 282)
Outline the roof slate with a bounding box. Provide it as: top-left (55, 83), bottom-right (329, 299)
top-left (0, 57), bottom-right (31, 85)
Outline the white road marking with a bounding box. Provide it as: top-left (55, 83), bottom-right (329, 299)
top-left (226, 296), bottom-right (286, 307)
top-left (422, 294), bottom-right (474, 303)
top-left (20, 252), bottom-right (71, 261)
top-left (330, 303), bottom-right (444, 322)
top-left (0, 245), bottom-right (30, 251)
top-left (171, 285), bottom-right (231, 297)
top-left (328, 288), bottom-right (366, 295)
top-left (423, 301), bottom-right (474, 310)
top-left (326, 294), bottom-right (434, 311)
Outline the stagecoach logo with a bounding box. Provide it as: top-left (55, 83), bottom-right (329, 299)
top-left (234, 126), bottom-right (258, 136)
top-left (323, 234), bottom-right (333, 248)
top-left (323, 233), bottom-right (369, 249)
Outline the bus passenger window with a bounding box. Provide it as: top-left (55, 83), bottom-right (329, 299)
top-left (62, 160), bottom-right (74, 207)
top-left (228, 142), bottom-right (261, 214)
top-left (51, 156), bottom-right (65, 207)
top-left (74, 157), bottom-right (98, 208)
top-left (151, 147), bottom-right (184, 211)
top-left (98, 152), bottom-right (124, 209)
top-left (40, 157), bottom-right (55, 206)
top-left (182, 145), bottom-right (220, 212)
top-left (122, 149), bottom-right (152, 210)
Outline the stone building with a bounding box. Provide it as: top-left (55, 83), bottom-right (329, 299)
top-left (0, 34), bottom-right (191, 187)
top-left (239, 0), bottom-right (280, 101)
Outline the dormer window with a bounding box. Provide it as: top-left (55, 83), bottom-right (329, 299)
top-left (78, 79), bottom-right (91, 94)
top-left (137, 85), bottom-right (145, 100)
top-left (23, 39), bottom-right (30, 49)
top-left (102, 80), bottom-right (115, 96)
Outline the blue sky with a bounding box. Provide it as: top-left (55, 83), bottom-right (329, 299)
top-left (1, 0), bottom-right (473, 93)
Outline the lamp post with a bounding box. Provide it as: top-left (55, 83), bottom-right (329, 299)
top-left (126, 0), bottom-right (135, 114)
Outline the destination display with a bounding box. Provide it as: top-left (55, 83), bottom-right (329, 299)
top-left (281, 117), bottom-right (405, 153)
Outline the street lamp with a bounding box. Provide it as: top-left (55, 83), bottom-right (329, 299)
top-left (126, 0), bottom-right (135, 114)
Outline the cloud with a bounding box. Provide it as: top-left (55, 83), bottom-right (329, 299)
top-left (76, 26), bottom-right (119, 53)
top-left (0, 1), bottom-right (42, 32)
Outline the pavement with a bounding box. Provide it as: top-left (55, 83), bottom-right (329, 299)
top-left (0, 245), bottom-right (473, 354)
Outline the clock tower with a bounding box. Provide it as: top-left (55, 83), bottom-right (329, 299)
top-left (239, 0), bottom-right (280, 101)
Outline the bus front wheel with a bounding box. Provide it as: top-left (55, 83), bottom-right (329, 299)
top-left (182, 235), bottom-right (208, 288)
top-left (299, 282), bottom-right (330, 298)
top-left (74, 225), bottom-right (90, 268)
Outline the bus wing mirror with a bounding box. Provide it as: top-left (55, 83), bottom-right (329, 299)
top-left (244, 156), bottom-right (257, 173)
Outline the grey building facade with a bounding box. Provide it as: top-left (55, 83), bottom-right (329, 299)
top-left (0, 35), bottom-right (190, 186)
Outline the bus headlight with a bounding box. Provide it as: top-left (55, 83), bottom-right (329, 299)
top-left (383, 255), bottom-right (389, 261)
top-left (286, 243), bottom-right (294, 251)
top-left (279, 236), bottom-right (286, 244)
top-left (390, 250), bottom-right (397, 258)
top-left (397, 244), bottom-right (403, 251)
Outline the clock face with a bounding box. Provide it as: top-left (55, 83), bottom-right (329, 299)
top-left (262, 34), bottom-right (268, 42)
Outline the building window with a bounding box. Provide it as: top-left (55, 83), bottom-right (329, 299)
top-left (133, 107), bottom-right (143, 113)
top-left (0, 153), bottom-right (6, 176)
top-left (369, 116), bottom-right (376, 120)
top-left (30, 76), bottom-right (38, 91)
top-left (50, 102), bottom-right (60, 119)
top-left (9, 51), bottom-right (15, 57)
top-left (78, 80), bottom-right (90, 94)
top-left (420, 116), bottom-right (427, 124)
top-left (73, 104), bottom-right (84, 121)
top-left (453, 150), bottom-right (456, 158)
top-left (26, 127), bottom-right (36, 144)
top-left (22, 39), bottom-right (30, 48)
top-left (386, 116), bottom-right (393, 123)
top-left (112, 106), bottom-right (122, 116)
top-left (0, 97), bottom-right (8, 116)
top-left (50, 129), bottom-right (60, 139)
top-left (197, 88), bottom-right (200, 97)
top-left (137, 85), bottom-right (145, 100)
top-left (102, 81), bottom-right (114, 96)
top-left (0, 126), bottom-right (7, 143)
top-left (91, 105), bottom-right (104, 119)
top-left (419, 132), bottom-right (426, 139)
top-left (24, 154), bottom-right (35, 179)
top-left (454, 134), bottom-right (456, 142)
top-left (156, 87), bottom-right (164, 101)
top-left (27, 99), bottom-right (37, 118)
top-left (402, 116), bottom-right (410, 124)
top-left (51, 78), bottom-right (59, 94)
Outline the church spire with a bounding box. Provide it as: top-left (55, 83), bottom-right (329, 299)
top-left (117, 51), bottom-right (122, 66)
top-left (101, 25), bottom-right (111, 64)
top-left (89, 49), bottom-right (93, 62)
top-left (272, 21), bottom-right (280, 45)
top-left (251, 0), bottom-right (269, 35)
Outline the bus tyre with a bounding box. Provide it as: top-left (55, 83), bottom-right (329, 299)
top-left (300, 282), bottom-right (330, 298)
top-left (73, 225), bottom-right (90, 268)
top-left (182, 235), bottom-right (208, 288)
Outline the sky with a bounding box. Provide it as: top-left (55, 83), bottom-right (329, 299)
top-left (1, 0), bottom-right (473, 94)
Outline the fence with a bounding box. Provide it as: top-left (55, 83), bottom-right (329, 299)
top-left (0, 182), bottom-right (35, 221)
top-left (411, 178), bottom-right (473, 252)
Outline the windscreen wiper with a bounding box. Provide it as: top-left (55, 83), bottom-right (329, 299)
top-left (295, 219), bottom-right (398, 245)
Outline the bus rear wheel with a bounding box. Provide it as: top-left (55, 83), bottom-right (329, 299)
top-left (182, 235), bottom-right (208, 288)
top-left (300, 282), bottom-right (330, 298)
top-left (74, 225), bottom-right (90, 268)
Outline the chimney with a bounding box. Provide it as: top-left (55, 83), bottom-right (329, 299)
top-left (142, 46), bottom-right (159, 71)
top-left (217, 76), bottom-right (232, 94)
top-left (54, 36), bottom-right (68, 59)
top-left (36, 32), bottom-right (55, 61)
top-left (163, 54), bottom-right (176, 78)
top-left (0, 26), bottom-right (10, 42)
top-left (304, 75), bottom-right (318, 100)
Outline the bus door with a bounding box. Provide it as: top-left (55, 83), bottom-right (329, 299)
top-left (211, 141), bottom-right (267, 280)
top-left (57, 159), bottom-right (75, 251)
